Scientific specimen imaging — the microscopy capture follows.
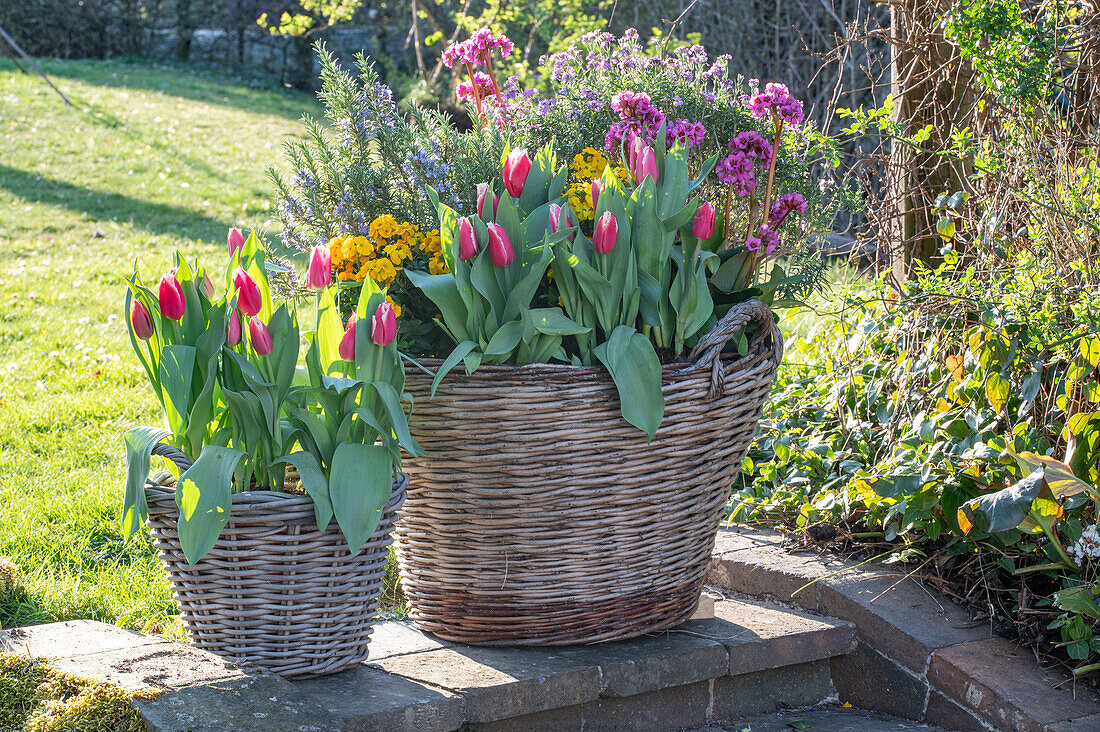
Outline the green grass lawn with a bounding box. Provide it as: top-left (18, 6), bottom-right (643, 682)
top-left (0, 57), bottom-right (322, 639)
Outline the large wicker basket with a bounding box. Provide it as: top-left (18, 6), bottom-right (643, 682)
top-left (396, 299), bottom-right (782, 645)
top-left (144, 444), bottom-right (406, 678)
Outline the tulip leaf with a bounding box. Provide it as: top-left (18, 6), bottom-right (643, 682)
top-left (330, 442), bottom-right (393, 553)
top-left (175, 445), bottom-right (246, 565)
top-left (593, 326), bottom-right (665, 441)
top-left (280, 450), bottom-right (333, 532)
top-left (315, 288), bottom-right (344, 375)
top-left (432, 340), bottom-right (479, 397)
top-left (122, 426), bottom-right (171, 539)
top-left (405, 269), bottom-right (471, 344)
top-left (525, 308), bottom-right (590, 336)
top-left (484, 320), bottom-right (525, 357)
top-left (368, 380), bottom-right (422, 456)
top-left (159, 345), bottom-right (196, 437)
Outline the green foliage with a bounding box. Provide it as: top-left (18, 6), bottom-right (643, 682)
top-left (258, 0), bottom-right (362, 38)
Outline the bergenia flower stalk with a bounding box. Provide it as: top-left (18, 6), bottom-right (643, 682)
top-left (158, 273), bottom-right (186, 321)
top-left (458, 217), bottom-right (479, 261)
top-left (232, 268), bottom-right (262, 317)
top-left (371, 302), bottom-right (397, 346)
top-left (502, 148), bottom-right (532, 198)
top-left (248, 317), bottom-right (273, 356)
top-left (486, 223), bottom-right (515, 266)
top-left (592, 211), bottom-right (618, 254)
top-left (305, 245), bottom-right (332, 290)
top-left (130, 300), bottom-right (154, 340)
top-left (338, 314), bottom-right (357, 360)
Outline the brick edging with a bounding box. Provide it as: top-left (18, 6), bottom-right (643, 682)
top-left (707, 527), bottom-right (1100, 732)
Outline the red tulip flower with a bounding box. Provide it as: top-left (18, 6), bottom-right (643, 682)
top-left (227, 308), bottom-right (242, 347)
top-left (248, 317), bottom-right (273, 356)
top-left (158, 273), bottom-right (186, 321)
top-left (371, 302), bottom-right (397, 347)
top-left (199, 274), bottom-right (216, 299)
top-left (130, 299), bottom-right (154, 340)
top-left (627, 135), bottom-right (646, 172)
top-left (232, 267), bottom-right (262, 317)
top-left (693, 202), bottom-right (717, 240)
top-left (502, 148), bottom-right (532, 198)
top-left (590, 179), bottom-right (602, 212)
top-left (476, 183), bottom-right (500, 220)
top-left (633, 146), bottom-right (658, 185)
top-left (338, 313), bottom-right (357, 361)
top-left (592, 211), bottom-right (618, 254)
top-left (458, 217), bottom-right (479, 261)
top-left (549, 203), bottom-right (564, 234)
top-left (227, 227), bottom-right (246, 258)
top-left (306, 245), bottom-right (332, 290)
top-left (486, 223), bottom-right (515, 266)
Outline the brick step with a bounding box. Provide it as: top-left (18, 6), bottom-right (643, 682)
top-left (292, 597), bottom-right (856, 731)
top-left (698, 705), bottom-right (945, 731)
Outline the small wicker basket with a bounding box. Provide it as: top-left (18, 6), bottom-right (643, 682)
top-left (145, 444), bottom-right (406, 679)
top-left (397, 299), bottom-right (783, 645)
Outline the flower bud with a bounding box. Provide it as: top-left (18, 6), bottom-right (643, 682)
top-left (592, 211), bottom-right (618, 254)
top-left (130, 299), bottom-right (154, 340)
top-left (692, 201), bottom-right (716, 240)
top-left (158, 273), bottom-right (186, 321)
top-left (633, 146), bottom-right (658, 185)
top-left (458, 217), bottom-right (479, 261)
top-left (590, 179), bottom-right (602, 212)
top-left (476, 182), bottom-right (499, 220)
top-left (370, 302), bottom-right (397, 347)
top-left (306, 245), bottom-right (332, 290)
top-left (199, 274), bottom-right (216, 299)
top-left (486, 223), bottom-right (515, 266)
top-left (227, 227), bottom-right (246, 258)
top-left (548, 203), bottom-right (563, 233)
top-left (227, 308), bottom-right (242, 347)
top-left (564, 210), bottom-right (576, 240)
top-left (232, 267), bottom-right (262, 317)
top-left (248, 317), bottom-right (273, 356)
top-left (628, 135), bottom-right (646, 172)
top-left (502, 148), bottom-right (532, 198)
top-left (338, 313), bottom-right (356, 361)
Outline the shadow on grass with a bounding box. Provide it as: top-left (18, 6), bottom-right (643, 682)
top-left (3, 56), bottom-right (319, 122)
top-left (0, 165), bottom-right (237, 242)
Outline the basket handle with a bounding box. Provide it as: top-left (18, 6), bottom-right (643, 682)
top-left (688, 299), bottom-right (783, 399)
top-left (152, 442), bottom-right (194, 473)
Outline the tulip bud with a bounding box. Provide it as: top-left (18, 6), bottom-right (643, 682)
top-left (232, 267), bottom-right (262, 317)
top-left (633, 146), bottom-right (658, 185)
top-left (502, 148), bottom-right (532, 198)
top-left (130, 299), bottom-right (154, 340)
top-left (227, 227), bottom-right (246, 258)
top-left (457, 217), bottom-right (479, 261)
top-left (486, 223), bottom-right (515, 267)
top-left (370, 302), bottom-right (397, 347)
top-left (158, 273), bottom-right (186, 321)
top-left (227, 308), bottom-right (242, 347)
top-left (592, 211), bottom-right (618, 254)
top-left (628, 135), bottom-right (646, 172)
top-left (248, 317), bottom-right (273, 356)
top-left (548, 203), bottom-right (563, 234)
top-left (338, 313), bottom-right (356, 361)
top-left (590, 179), bottom-right (602, 212)
top-left (564, 210), bottom-right (576, 241)
top-left (306, 245), bottom-right (332, 290)
top-left (199, 274), bottom-right (216, 299)
top-left (692, 201), bottom-right (717, 240)
top-left (476, 182), bottom-right (499, 220)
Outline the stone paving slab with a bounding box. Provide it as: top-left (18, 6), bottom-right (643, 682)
top-left (0, 619), bottom-right (163, 659)
top-left (694, 704), bottom-right (946, 731)
top-left (928, 637), bottom-right (1100, 732)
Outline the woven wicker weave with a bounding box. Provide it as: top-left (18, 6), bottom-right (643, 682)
top-left (144, 444), bottom-right (406, 678)
top-left (397, 299), bottom-right (783, 645)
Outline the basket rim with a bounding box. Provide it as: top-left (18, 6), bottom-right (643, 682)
top-left (145, 471), bottom-right (409, 505)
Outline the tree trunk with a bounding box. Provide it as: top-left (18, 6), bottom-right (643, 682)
top-left (176, 0), bottom-right (193, 63)
top-left (889, 0), bottom-right (978, 282)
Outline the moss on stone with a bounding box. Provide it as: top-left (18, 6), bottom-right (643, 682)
top-left (0, 653), bottom-right (154, 731)
top-left (0, 558), bottom-right (17, 598)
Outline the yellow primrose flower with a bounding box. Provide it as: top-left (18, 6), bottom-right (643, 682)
top-left (384, 241), bottom-right (413, 266)
top-left (386, 295), bottom-right (402, 317)
top-left (369, 214), bottom-right (397, 240)
top-left (367, 258), bottom-right (397, 283)
top-left (428, 256), bottom-right (449, 275)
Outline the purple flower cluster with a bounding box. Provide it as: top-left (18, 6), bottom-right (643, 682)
top-left (768, 192), bottom-right (808, 228)
top-left (666, 118), bottom-right (706, 149)
top-left (717, 131), bottom-right (774, 197)
top-left (442, 29), bottom-right (514, 68)
top-left (747, 83), bottom-right (804, 126)
top-left (457, 72), bottom-right (494, 104)
top-left (605, 90), bottom-right (665, 150)
top-left (745, 225), bottom-right (780, 254)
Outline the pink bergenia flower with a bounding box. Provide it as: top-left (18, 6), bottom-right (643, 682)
top-left (769, 192), bottom-right (808, 228)
top-left (605, 89), bottom-right (666, 150)
top-left (716, 153), bottom-right (756, 197)
top-left (745, 225), bottom-right (781, 254)
top-left (442, 29), bottom-right (515, 68)
top-left (747, 82), bottom-right (804, 126)
top-left (457, 72), bottom-right (495, 103)
top-left (611, 90), bottom-right (652, 119)
top-left (666, 119), bottom-right (706, 149)
top-left (728, 131), bottom-right (773, 164)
